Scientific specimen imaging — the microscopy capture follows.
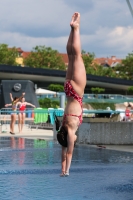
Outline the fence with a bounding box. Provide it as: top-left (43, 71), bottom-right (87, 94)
top-left (37, 93), bottom-right (133, 103)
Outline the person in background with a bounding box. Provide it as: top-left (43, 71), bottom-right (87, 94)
top-left (106, 106), bottom-right (112, 118)
top-left (5, 93), bottom-right (25, 135)
top-left (124, 103), bottom-right (131, 121)
top-left (56, 12), bottom-right (86, 176)
top-left (129, 102), bottom-right (133, 121)
top-left (116, 109), bottom-right (125, 122)
top-left (17, 97), bottom-right (36, 133)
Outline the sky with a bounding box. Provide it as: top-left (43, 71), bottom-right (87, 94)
top-left (1, 0), bottom-right (133, 58)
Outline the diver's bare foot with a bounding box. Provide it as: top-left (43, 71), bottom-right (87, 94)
top-left (70, 12), bottom-right (80, 29)
top-left (60, 171), bottom-right (65, 177)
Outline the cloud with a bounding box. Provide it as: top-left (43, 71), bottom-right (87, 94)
top-left (81, 25), bottom-right (133, 58)
top-left (0, 0), bottom-right (133, 58)
top-left (0, 31), bottom-right (67, 52)
top-left (63, 0), bottom-right (95, 13)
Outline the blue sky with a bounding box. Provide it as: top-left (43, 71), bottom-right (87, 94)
top-left (1, 0), bottom-right (133, 58)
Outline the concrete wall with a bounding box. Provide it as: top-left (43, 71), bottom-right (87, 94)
top-left (77, 122), bottom-right (133, 145)
top-left (54, 122), bottom-right (133, 145)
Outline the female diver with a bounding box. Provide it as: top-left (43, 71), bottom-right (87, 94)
top-left (57, 12), bottom-right (86, 176)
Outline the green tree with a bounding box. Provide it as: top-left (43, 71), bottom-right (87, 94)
top-left (115, 52), bottom-right (133, 80)
top-left (81, 50), bottom-right (96, 74)
top-left (98, 67), bottom-right (118, 78)
top-left (48, 84), bottom-right (64, 92)
top-left (81, 50), bottom-right (118, 78)
top-left (0, 44), bottom-right (18, 65)
top-left (24, 45), bottom-right (66, 70)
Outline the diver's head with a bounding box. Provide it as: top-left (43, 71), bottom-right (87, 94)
top-left (57, 126), bottom-right (68, 147)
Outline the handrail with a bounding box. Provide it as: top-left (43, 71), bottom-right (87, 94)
top-left (0, 108), bottom-right (129, 114)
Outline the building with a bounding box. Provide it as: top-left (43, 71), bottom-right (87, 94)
top-left (94, 56), bottom-right (122, 68)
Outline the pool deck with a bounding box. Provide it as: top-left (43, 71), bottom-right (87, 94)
top-left (0, 124), bottom-right (53, 140)
top-left (0, 124), bottom-right (133, 153)
top-left (90, 144), bottom-right (133, 153)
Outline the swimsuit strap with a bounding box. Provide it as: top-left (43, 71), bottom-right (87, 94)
top-left (65, 113), bottom-right (81, 118)
top-left (63, 113), bottom-right (82, 126)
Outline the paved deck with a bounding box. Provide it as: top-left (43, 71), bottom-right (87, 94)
top-left (0, 124), bottom-right (53, 140)
top-left (90, 144), bottom-right (133, 153)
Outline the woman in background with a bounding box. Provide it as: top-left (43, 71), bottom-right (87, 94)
top-left (5, 93), bottom-right (25, 135)
top-left (17, 97), bottom-right (36, 133)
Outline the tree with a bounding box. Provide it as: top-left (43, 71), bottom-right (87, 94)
top-left (81, 50), bottom-right (118, 78)
top-left (98, 67), bottom-right (118, 78)
top-left (115, 52), bottom-right (133, 80)
top-left (0, 44), bottom-right (18, 65)
top-left (81, 50), bottom-right (96, 73)
top-left (48, 84), bottom-right (64, 92)
top-left (24, 45), bottom-right (66, 70)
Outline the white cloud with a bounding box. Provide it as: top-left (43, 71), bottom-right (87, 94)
top-left (81, 25), bottom-right (133, 58)
top-left (0, 31), bottom-right (67, 52)
top-left (0, 0), bottom-right (133, 58)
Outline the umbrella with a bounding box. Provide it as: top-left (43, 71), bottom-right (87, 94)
top-left (35, 88), bottom-right (56, 95)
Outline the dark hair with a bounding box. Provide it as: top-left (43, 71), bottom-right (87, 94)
top-left (57, 126), bottom-right (68, 147)
top-left (13, 97), bottom-right (18, 101)
top-left (128, 103), bottom-right (131, 107)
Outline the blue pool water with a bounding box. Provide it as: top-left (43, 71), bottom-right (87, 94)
top-left (0, 137), bottom-right (133, 200)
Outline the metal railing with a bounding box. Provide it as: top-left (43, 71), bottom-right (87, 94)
top-left (37, 93), bottom-right (133, 103)
top-left (0, 107), bottom-right (132, 133)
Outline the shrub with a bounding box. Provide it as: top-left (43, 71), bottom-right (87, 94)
top-left (48, 84), bottom-right (64, 92)
top-left (89, 103), bottom-right (115, 110)
top-left (39, 98), bottom-right (59, 108)
top-left (91, 87), bottom-right (105, 94)
top-left (127, 86), bottom-right (133, 94)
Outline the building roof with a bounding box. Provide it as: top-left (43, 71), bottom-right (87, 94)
top-left (59, 53), bottom-right (68, 65)
top-left (22, 52), bottom-right (31, 58)
top-left (16, 47), bottom-right (23, 53)
top-left (94, 56), bottom-right (122, 67)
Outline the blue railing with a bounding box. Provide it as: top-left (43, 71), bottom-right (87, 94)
top-left (36, 93), bottom-right (133, 103)
top-left (0, 108), bottom-right (129, 115)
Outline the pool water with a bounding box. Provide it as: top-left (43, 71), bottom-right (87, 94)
top-left (0, 137), bottom-right (133, 200)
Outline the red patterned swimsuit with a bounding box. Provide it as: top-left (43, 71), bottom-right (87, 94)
top-left (64, 80), bottom-right (83, 126)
